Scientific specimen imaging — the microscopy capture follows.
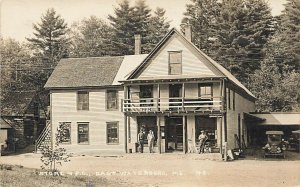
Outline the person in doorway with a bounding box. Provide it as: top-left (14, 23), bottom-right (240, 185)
top-left (198, 130), bottom-right (208, 154)
top-left (147, 130), bottom-right (155, 153)
top-left (138, 129), bottom-right (145, 153)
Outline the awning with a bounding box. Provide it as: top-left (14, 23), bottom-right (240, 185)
top-left (249, 112), bottom-right (300, 126)
top-left (292, 130), bottom-right (300, 134)
top-left (244, 113), bottom-right (265, 122)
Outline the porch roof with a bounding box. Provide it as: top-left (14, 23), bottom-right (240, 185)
top-left (120, 75), bottom-right (226, 84)
top-left (244, 113), bottom-right (266, 122)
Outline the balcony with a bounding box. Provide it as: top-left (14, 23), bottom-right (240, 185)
top-left (122, 97), bottom-right (223, 114)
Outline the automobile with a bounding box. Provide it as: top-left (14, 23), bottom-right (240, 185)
top-left (289, 130), bottom-right (300, 152)
top-left (263, 131), bottom-right (287, 158)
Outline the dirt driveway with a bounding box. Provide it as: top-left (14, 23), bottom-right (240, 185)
top-left (1, 152), bottom-right (300, 187)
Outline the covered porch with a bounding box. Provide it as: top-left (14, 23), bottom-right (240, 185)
top-left (124, 113), bottom-right (224, 154)
top-left (121, 77), bottom-right (226, 114)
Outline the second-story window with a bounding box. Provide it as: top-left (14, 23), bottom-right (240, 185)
top-left (77, 91), bottom-right (89, 110)
top-left (140, 85), bottom-right (153, 98)
top-left (233, 91), bottom-right (236, 111)
top-left (168, 51), bottom-right (182, 75)
top-left (106, 90), bottom-right (118, 110)
top-left (199, 83), bottom-right (213, 100)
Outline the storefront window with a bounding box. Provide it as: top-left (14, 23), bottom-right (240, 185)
top-left (78, 123), bottom-right (89, 144)
top-left (59, 122), bottom-right (71, 144)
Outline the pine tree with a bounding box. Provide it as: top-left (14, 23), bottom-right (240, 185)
top-left (182, 0), bottom-right (220, 54)
top-left (27, 8), bottom-right (70, 66)
top-left (109, 0), bottom-right (169, 55)
top-left (147, 7), bottom-right (170, 52)
top-left (264, 0), bottom-right (300, 73)
top-left (108, 0), bottom-right (135, 55)
top-left (70, 16), bottom-right (115, 57)
top-left (132, 0), bottom-right (152, 53)
top-left (213, 0), bottom-right (273, 86)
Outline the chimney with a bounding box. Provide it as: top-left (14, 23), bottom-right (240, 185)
top-left (182, 24), bottom-right (192, 42)
top-left (134, 34), bottom-right (141, 55)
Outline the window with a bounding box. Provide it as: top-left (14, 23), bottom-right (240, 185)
top-left (59, 122), bottom-right (71, 144)
top-left (77, 91), bottom-right (89, 110)
top-left (227, 88), bottom-right (231, 110)
top-left (140, 85), bottom-right (153, 98)
top-left (199, 84), bottom-right (213, 99)
top-left (107, 122), bottom-right (119, 144)
top-left (106, 90), bottom-right (118, 110)
top-left (233, 91), bottom-right (235, 111)
top-left (78, 123), bottom-right (89, 144)
top-left (168, 51), bottom-right (182, 75)
top-left (33, 102), bottom-right (39, 116)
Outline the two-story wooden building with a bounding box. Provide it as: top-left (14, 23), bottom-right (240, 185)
top-left (44, 27), bottom-right (256, 155)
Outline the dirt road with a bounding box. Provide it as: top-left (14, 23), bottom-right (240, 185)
top-left (1, 153), bottom-right (300, 187)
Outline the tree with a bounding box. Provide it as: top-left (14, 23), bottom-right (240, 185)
top-left (108, 0), bottom-right (136, 55)
top-left (147, 7), bottom-right (171, 51)
top-left (213, 0), bottom-right (273, 86)
top-left (40, 124), bottom-right (71, 174)
top-left (109, 0), bottom-right (169, 55)
top-left (132, 0), bottom-right (152, 53)
top-left (70, 16), bottom-right (115, 57)
top-left (249, 59), bottom-right (283, 112)
top-left (279, 71), bottom-right (300, 111)
top-left (27, 8), bottom-right (70, 66)
top-left (0, 38), bottom-right (32, 95)
top-left (182, 0), bottom-right (220, 53)
top-left (263, 0), bottom-right (300, 73)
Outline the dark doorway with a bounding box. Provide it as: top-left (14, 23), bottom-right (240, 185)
top-left (195, 116), bottom-right (217, 147)
top-left (137, 116), bottom-right (157, 145)
top-left (165, 117), bottom-right (183, 152)
top-left (169, 84), bottom-right (182, 110)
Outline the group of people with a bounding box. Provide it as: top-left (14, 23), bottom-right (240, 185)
top-left (138, 129), bottom-right (155, 153)
top-left (137, 128), bottom-right (209, 154)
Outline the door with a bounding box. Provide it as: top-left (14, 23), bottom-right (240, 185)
top-left (165, 117), bottom-right (183, 152)
top-left (169, 84), bottom-right (182, 110)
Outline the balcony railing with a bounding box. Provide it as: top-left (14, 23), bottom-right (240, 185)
top-left (122, 97), bottom-right (223, 113)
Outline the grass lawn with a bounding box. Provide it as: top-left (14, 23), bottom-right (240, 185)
top-left (0, 164), bottom-right (125, 187)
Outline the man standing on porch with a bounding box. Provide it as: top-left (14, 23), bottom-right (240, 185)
top-left (147, 130), bottom-right (155, 153)
top-left (198, 130), bottom-right (208, 154)
top-left (138, 129), bottom-right (145, 153)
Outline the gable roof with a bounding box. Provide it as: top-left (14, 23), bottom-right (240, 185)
top-left (0, 91), bottom-right (36, 116)
top-left (0, 91), bottom-right (49, 117)
top-left (0, 118), bottom-right (12, 129)
top-left (127, 28), bottom-right (255, 99)
top-left (112, 54), bottom-right (148, 85)
top-left (45, 56), bottom-right (124, 88)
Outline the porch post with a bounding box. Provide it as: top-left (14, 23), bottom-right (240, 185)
top-left (157, 84), bottom-right (160, 112)
top-left (124, 115), bottom-right (128, 153)
top-left (182, 83), bottom-right (185, 112)
top-left (238, 113), bottom-right (241, 149)
top-left (124, 85), bottom-right (128, 153)
top-left (183, 115), bottom-right (186, 154)
top-left (157, 115), bottom-right (161, 154)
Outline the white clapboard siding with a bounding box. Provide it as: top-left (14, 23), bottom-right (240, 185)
top-left (226, 90), bottom-right (255, 150)
top-left (51, 89), bottom-right (125, 155)
top-left (138, 34), bottom-right (218, 78)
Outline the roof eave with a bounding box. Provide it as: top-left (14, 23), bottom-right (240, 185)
top-left (45, 85), bottom-right (123, 90)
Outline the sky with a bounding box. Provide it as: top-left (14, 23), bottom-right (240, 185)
top-left (0, 0), bottom-right (287, 41)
